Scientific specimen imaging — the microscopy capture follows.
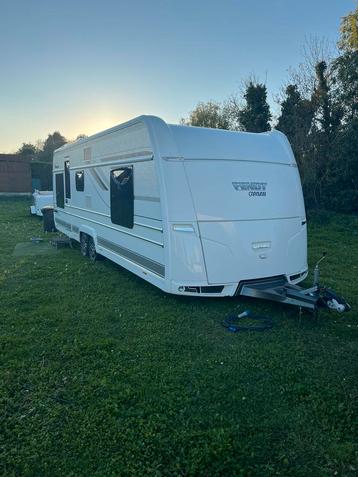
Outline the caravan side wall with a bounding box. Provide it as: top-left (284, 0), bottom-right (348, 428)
top-left (53, 120), bottom-right (168, 291)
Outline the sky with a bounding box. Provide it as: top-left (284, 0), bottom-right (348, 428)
top-left (0, 0), bottom-right (354, 152)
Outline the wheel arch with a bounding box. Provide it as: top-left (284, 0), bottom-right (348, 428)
top-left (79, 225), bottom-right (97, 243)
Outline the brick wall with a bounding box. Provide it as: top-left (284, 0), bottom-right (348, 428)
top-left (0, 154), bottom-right (32, 193)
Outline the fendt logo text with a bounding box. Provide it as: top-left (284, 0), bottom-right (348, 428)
top-left (232, 181), bottom-right (268, 197)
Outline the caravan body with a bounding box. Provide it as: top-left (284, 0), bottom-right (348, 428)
top-left (53, 116), bottom-right (307, 297)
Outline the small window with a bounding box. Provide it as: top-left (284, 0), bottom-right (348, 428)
top-left (55, 173), bottom-right (64, 208)
top-left (64, 160), bottom-right (71, 199)
top-left (75, 170), bottom-right (85, 191)
top-left (110, 167), bottom-right (134, 228)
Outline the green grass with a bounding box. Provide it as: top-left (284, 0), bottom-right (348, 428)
top-left (0, 198), bottom-right (357, 477)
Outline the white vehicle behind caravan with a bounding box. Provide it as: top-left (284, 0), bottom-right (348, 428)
top-left (53, 115), bottom-right (311, 300)
top-left (30, 190), bottom-right (54, 217)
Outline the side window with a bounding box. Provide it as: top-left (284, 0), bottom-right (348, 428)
top-left (110, 167), bottom-right (134, 228)
top-left (64, 160), bottom-right (71, 199)
top-left (55, 173), bottom-right (64, 208)
top-left (75, 170), bottom-right (85, 191)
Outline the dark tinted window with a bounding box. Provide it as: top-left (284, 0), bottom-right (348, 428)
top-left (110, 167), bottom-right (134, 228)
top-left (55, 173), bottom-right (64, 208)
top-left (64, 160), bottom-right (71, 199)
top-left (75, 170), bottom-right (85, 191)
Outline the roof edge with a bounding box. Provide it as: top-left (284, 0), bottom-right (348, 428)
top-left (54, 115), bottom-right (167, 154)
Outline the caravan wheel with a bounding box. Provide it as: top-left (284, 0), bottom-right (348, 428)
top-left (80, 233), bottom-right (89, 257)
top-left (88, 237), bottom-right (98, 262)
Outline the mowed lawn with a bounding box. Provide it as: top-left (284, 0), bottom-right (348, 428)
top-left (0, 198), bottom-right (357, 477)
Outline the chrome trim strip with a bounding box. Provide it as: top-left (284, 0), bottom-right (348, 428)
top-left (67, 205), bottom-right (110, 217)
top-left (134, 195), bottom-right (160, 202)
top-left (166, 157), bottom-right (296, 167)
top-left (133, 221), bottom-right (163, 232)
top-left (161, 156), bottom-right (184, 161)
top-left (198, 216), bottom-right (300, 223)
top-left (97, 237), bottom-right (165, 277)
top-left (59, 210), bottom-right (164, 247)
top-left (134, 214), bottom-right (162, 223)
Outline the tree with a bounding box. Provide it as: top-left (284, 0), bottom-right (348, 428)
top-left (17, 143), bottom-right (37, 156)
top-left (322, 7), bottom-right (358, 212)
top-left (332, 51), bottom-right (358, 122)
top-left (273, 7), bottom-right (358, 212)
top-left (307, 61), bottom-right (344, 207)
top-left (182, 101), bottom-right (231, 129)
top-left (287, 36), bottom-right (333, 100)
top-left (39, 132), bottom-right (67, 162)
top-left (43, 131), bottom-right (67, 154)
top-left (338, 6), bottom-right (358, 52)
top-left (329, 118), bottom-right (358, 212)
top-left (276, 85), bottom-right (315, 201)
top-left (236, 82), bottom-right (271, 132)
top-left (276, 85), bottom-right (314, 141)
top-left (312, 61), bottom-right (342, 140)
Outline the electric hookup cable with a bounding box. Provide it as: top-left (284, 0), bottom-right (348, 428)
top-left (222, 310), bottom-right (273, 333)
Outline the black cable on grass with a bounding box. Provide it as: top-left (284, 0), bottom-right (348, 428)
top-left (222, 310), bottom-right (273, 332)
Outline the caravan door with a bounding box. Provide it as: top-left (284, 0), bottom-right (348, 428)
top-left (64, 160), bottom-right (71, 206)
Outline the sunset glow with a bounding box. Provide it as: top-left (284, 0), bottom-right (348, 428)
top-left (0, 0), bottom-right (352, 152)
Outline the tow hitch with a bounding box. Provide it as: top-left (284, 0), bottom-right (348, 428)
top-left (237, 253), bottom-right (351, 313)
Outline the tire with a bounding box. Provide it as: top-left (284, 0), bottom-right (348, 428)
top-left (88, 236), bottom-right (98, 262)
top-left (80, 233), bottom-right (89, 257)
top-left (69, 238), bottom-right (76, 249)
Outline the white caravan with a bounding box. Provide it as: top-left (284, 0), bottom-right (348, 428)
top-left (53, 115), bottom-right (308, 299)
top-left (30, 190), bottom-right (54, 216)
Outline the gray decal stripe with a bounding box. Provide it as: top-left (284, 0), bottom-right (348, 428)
top-left (90, 168), bottom-right (109, 190)
top-left (70, 156), bottom-right (153, 171)
top-left (97, 237), bottom-right (165, 277)
top-left (56, 218), bottom-right (71, 231)
top-left (57, 209), bottom-right (163, 246)
top-left (99, 150), bottom-right (153, 162)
